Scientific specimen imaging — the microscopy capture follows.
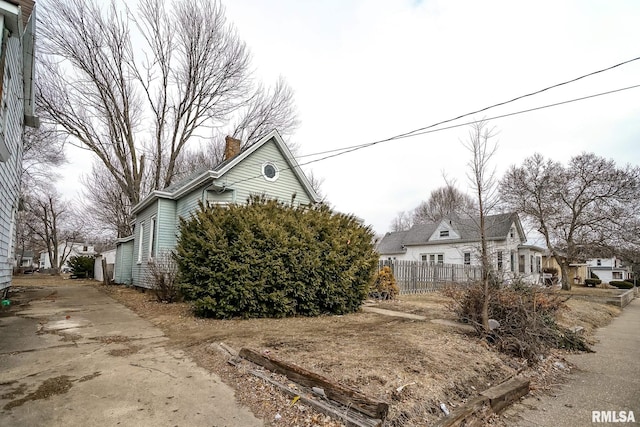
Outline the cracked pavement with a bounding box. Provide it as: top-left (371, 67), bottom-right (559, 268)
top-left (0, 283), bottom-right (261, 426)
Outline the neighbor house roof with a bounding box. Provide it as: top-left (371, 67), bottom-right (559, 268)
top-left (378, 212), bottom-right (524, 255)
top-left (131, 130), bottom-right (321, 214)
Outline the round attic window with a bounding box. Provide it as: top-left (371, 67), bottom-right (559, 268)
top-left (262, 162), bottom-right (279, 181)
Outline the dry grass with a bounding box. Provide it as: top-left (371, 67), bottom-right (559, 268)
top-left (10, 274), bottom-right (624, 426)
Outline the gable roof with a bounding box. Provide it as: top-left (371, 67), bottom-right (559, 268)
top-left (378, 212), bottom-right (524, 255)
top-left (132, 130), bottom-right (321, 214)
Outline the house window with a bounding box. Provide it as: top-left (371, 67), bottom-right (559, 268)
top-left (613, 271), bottom-right (623, 280)
top-left (596, 259), bottom-right (601, 266)
top-left (149, 216), bottom-right (157, 258)
top-left (137, 222), bottom-right (144, 264)
top-left (519, 254), bottom-right (525, 273)
top-left (463, 252), bottom-right (471, 265)
top-left (421, 254), bottom-right (427, 262)
top-left (510, 228), bottom-right (515, 238)
top-left (530, 255), bottom-right (534, 273)
top-left (83, 246), bottom-right (88, 252)
top-left (497, 251), bottom-right (503, 270)
top-left (510, 251), bottom-right (515, 272)
top-left (439, 230), bottom-right (449, 237)
top-left (262, 162), bottom-right (279, 182)
top-left (427, 254), bottom-right (444, 264)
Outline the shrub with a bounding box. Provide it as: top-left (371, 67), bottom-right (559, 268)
top-left (584, 278), bottom-right (602, 287)
top-left (609, 280), bottom-right (634, 289)
top-left (590, 272), bottom-right (600, 279)
top-left (176, 197), bottom-right (378, 318)
top-left (369, 266), bottom-right (399, 300)
top-left (68, 255), bottom-right (95, 278)
top-left (146, 251), bottom-right (181, 302)
top-left (444, 283), bottom-right (591, 363)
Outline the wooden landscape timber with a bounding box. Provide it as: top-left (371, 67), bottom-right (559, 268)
top-left (433, 377), bottom-right (530, 426)
top-left (239, 347), bottom-right (389, 420)
top-left (250, 370), bottom-right (382, 427)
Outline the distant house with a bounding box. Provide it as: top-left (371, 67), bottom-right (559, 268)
top-left (587, 257), bottom-right (633, 283)
top-left (114, 130), bottom-right (321, 287)
top-left (39, 243), bottom-right (96, 272)
top-left (540, 254), bottom-right (588, 286)
top-left (377, 212), bottom-right (544, 283)
top-left (0, 0), bottom-right (37, 293)
top-left (14, 249), bottom-right (36, 268)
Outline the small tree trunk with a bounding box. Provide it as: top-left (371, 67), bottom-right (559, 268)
top-left (560, 262), bottom-right (571, 291)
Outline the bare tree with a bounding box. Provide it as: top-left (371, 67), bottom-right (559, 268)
top-left (21, 120), bottom-right (66, 185)
top-left (462, 120), bottom-right (499, 332)
top-left (81, 162), bottom-right (133, 238)
top-left (37, 0), bottom-right (298, 233)
top-left (23, 188), bottom-right (84, 274)
top-left (389, 210), bottom-right (413, 232)
top-left (500, 152), bottom-right (640, 290)
top-left (306, 169), bottom-right (325, 200)
top-left (413, 182), bottom-right (477, 224)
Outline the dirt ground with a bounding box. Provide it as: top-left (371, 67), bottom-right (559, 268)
top-left (10, 275), bottom-right (622, 426)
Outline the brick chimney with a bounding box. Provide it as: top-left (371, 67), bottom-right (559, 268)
top-left (224, 136), bottom-right (241, 161)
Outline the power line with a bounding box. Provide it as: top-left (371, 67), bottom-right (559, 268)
top-left (296, 55), bottom-right (640, 160)
top-left (226, 83), bottom-right (640, 188)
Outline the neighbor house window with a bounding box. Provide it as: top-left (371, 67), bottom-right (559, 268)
top-left (596, 259), bottom-right (601, 266)
top-left (510, 251), bottom-right (516, 272)
top-left (497, 251), bottom-right (503, 270)
top-left (137, 222), bottom-right (144, 263)
top-left (149, 216), bottom-right (157, 258)
top-left (439, 230), bottom-right (449, 237)
top-left (510, 228), bottom-right (515, 238)
top-left (83, 245), bottom-right (88, 252)
top-left (427, 254), bottom-right (444, 264)
top-left (463, 252), bottom-right (471, 265)
top-left (613, 271), bottom-right (623, 280)
top-left (519, 254), bottom-right (525, 273)
top-left (530, 255), bottom-right (534, 273)
top-left (421, 254), bottom-right (427, 262)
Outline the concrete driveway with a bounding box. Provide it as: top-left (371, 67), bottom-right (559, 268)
top-left (0, 283), bottom-right (262, 427)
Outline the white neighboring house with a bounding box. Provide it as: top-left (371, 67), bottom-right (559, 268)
top-left (39, 243), bottom-right (96, 272)
top-left (377, 212), bottom-right (544, 283)
top-left (586, 257), bottom-right (633, 283)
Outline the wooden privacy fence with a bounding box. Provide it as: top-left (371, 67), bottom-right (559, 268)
top-left (379, 260), bottom-right (483, 294)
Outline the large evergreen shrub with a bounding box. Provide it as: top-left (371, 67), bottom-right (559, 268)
top-left (176, 197), bottom-right (378, 318)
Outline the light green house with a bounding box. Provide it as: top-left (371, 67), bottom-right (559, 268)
top-left (114, 130), bottom-right (321, 288)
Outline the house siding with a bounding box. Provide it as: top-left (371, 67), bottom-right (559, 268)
top-left (218, 139), bottom-right (312, 206)
top-left (0, 35), bottom-right (26, 292)
top-left (157, 198), bottom-right (177, 253)
top-left (131, 200), bottom-right (159, 287)
top-left (114, 239), bottom-right (134, 285)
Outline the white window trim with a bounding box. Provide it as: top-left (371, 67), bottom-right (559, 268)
top-left (148, 216), bottom-right (156, 259)
top-left (137, 222), bottom-right (144, 264)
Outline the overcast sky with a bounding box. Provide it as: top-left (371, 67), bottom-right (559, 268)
top-left (58, 0), bottom-right (640, 236)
